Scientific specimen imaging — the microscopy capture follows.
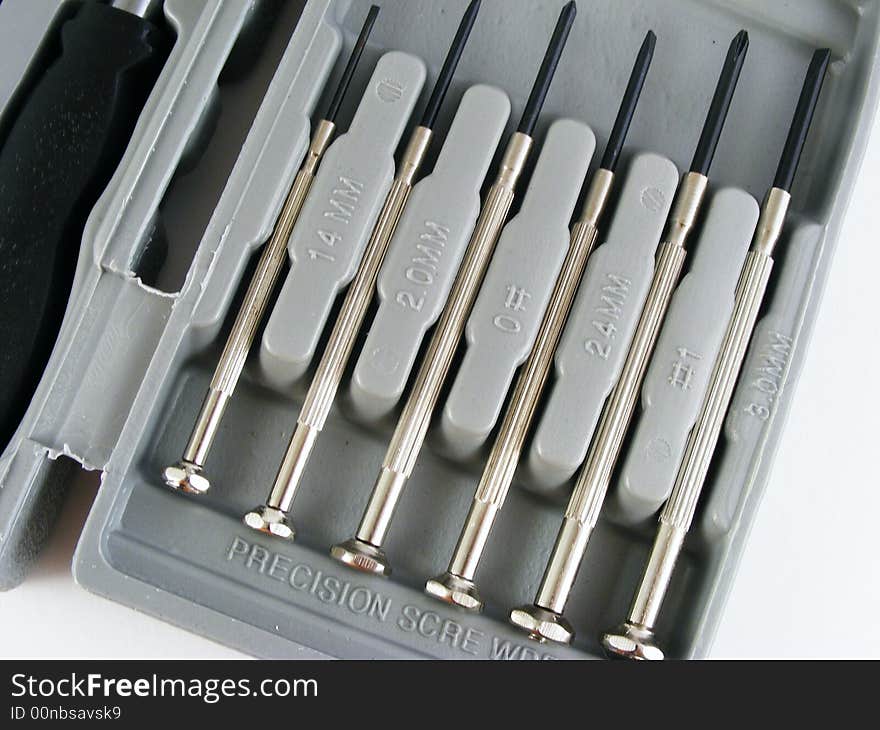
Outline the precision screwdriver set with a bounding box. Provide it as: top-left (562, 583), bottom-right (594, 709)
top-left (0, 0), bottom-right (878, 659)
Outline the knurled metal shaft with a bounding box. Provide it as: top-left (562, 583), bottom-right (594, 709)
top-left (164, 120), bottom-right (335, 492)
top-left (442, 171), bottom-right (614, 588)
top-left (261, 126), bottom-right (433, 516)
top-left (624, 186), bottom-right (790, 633)
top-left (533, 171), bottom-right (708, 616)
top-left (353, 132), bottom-right (533, 550)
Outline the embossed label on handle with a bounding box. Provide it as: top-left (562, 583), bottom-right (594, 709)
top-left (526, 153), bottom-right (680, 492)
top-left (613, 188), bottom-right (759, 525)
top-left (348, 85), bottom-right (511, 422)
top-left (442, 119), bottom-right (596, 459)
top-left (259, 52), bottom-right (426, 389)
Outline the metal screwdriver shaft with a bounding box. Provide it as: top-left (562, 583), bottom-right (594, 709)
top-left (603, 48), bottom-right (831, 661)
top-left (510, 30), bottom-right (749, 644)
top-left (332, 1), bottom-right (578, 576)
top-left (243, 0), bottom-right (482, 539)
top-left (426, 31), bottom-right (656, 611)
top-left (163, 6), bottom-right (379, 495)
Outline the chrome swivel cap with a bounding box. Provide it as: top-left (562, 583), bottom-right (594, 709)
top-left (163, 461), bottom-right (210, 495)
top-left (601, 621), bottom-right (665, 661)
top-left (243, 505), bottom-right (296, 541)
top-left (425, 572), bottom-right (483, 612)
top-left (330, 538), bottom-right (391, 577)
top-left (508, 604), bottom-right (575, 645)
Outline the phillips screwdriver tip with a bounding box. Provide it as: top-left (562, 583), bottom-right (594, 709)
top-left (517, 0), bottom-right (578, 136)
top-left (599, 29), bottom-right (657, 172)
top-left (419, 0), bottom-right (483, 129)
top-left (323, 4), bottom-right (381, 124)
top-left (773, 47), bottom-right (831, 192)
top-left (732, 28), bottom-right (749, 55)
top-left (689, 29), bottom-right (750, 176)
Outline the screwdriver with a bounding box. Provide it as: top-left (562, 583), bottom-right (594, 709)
top-left (242, 0), bottom-right (483, 538)
top-left (0, 0), bottom-right (168, 451)
top-left (163, 6), bottom-right (380, 495)
top-left (510, 30), bottom-right (749, 645)
top-left (425, 31), bottom-right (657, 611)
top-left (331, 1), bottom-right (579, 577)
top-left (602, 49), bottom-right (831, 661)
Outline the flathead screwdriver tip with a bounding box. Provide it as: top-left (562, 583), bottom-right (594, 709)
top-left (419, 0), bottom-right (483, 129)
top-left (599, 29), bottom-right (657, 172)
top-left (517, 1), bottom-right (578, 136)
top-left (689, 29), bottom-right (749, 176)
top-left (323, 4), bottom-right (381, 124)
top-left (772, 47), bottom-right (831, 192)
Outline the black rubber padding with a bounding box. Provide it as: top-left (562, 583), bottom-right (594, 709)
top-left (0, 2), bottom-right (167, 450)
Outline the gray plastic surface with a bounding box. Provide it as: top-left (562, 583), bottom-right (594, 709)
top-left (526, 153), bottom-right (679, 491)
top-left (0, 0), bottom-right (64, 117)
top-left (348, 84), bottom-right (510, 422)
top-left (260, 51), bottom-right (426, 389)
top-left (0, 0), bottom-right (864, 659)
top-left (610, 187), bottom-right (760, 525)
top-left (441, 118), bottom-right (595, 459)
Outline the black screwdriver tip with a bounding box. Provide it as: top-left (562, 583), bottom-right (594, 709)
top-left (323, 5), bottom-right (380, 124)
top-left (517, 1), bottom-right (578, 136)
top-left (689, 29), bottom-right (749, 176)
top-left (419, 0), bottom-right (482, 129)
top-left (731, 28), bottom-right (749, 54)
top-left (599, 29), bottom-right (656, 172)
top-left (772, 48), bottom-right (831, 192)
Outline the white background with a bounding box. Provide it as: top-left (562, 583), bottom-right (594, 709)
top-left (2, 115), bottom-right (879, 663)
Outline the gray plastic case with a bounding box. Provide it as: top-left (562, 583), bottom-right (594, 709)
top-left (0, 0), bottom-right (877, 660)
top-left (0, 0), bottom-right (269, 589)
